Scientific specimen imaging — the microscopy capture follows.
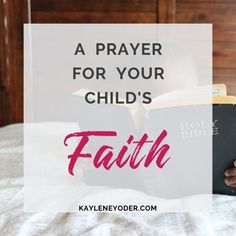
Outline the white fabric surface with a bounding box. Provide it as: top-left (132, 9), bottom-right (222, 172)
top-left (0, 124), bottom-right (236, 236)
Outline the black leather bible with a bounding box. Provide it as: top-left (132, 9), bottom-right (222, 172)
top-left (213, 103), bottom-right (236, 195)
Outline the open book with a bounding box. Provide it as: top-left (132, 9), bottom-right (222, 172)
top-left (72, 84), bottom-right (236, 196)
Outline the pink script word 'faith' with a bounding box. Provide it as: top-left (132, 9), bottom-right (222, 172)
top-left (64, 130), bottom-right (171, 176)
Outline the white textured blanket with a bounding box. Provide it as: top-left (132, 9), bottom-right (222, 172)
top-left (0, 124), bottom-right (236, 236)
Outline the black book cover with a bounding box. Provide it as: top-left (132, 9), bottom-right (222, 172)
top-left (213, 104), bottom-right (236, 195)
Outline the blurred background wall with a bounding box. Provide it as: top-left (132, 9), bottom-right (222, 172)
top-left (0, 0), bottom-right (235, 126)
